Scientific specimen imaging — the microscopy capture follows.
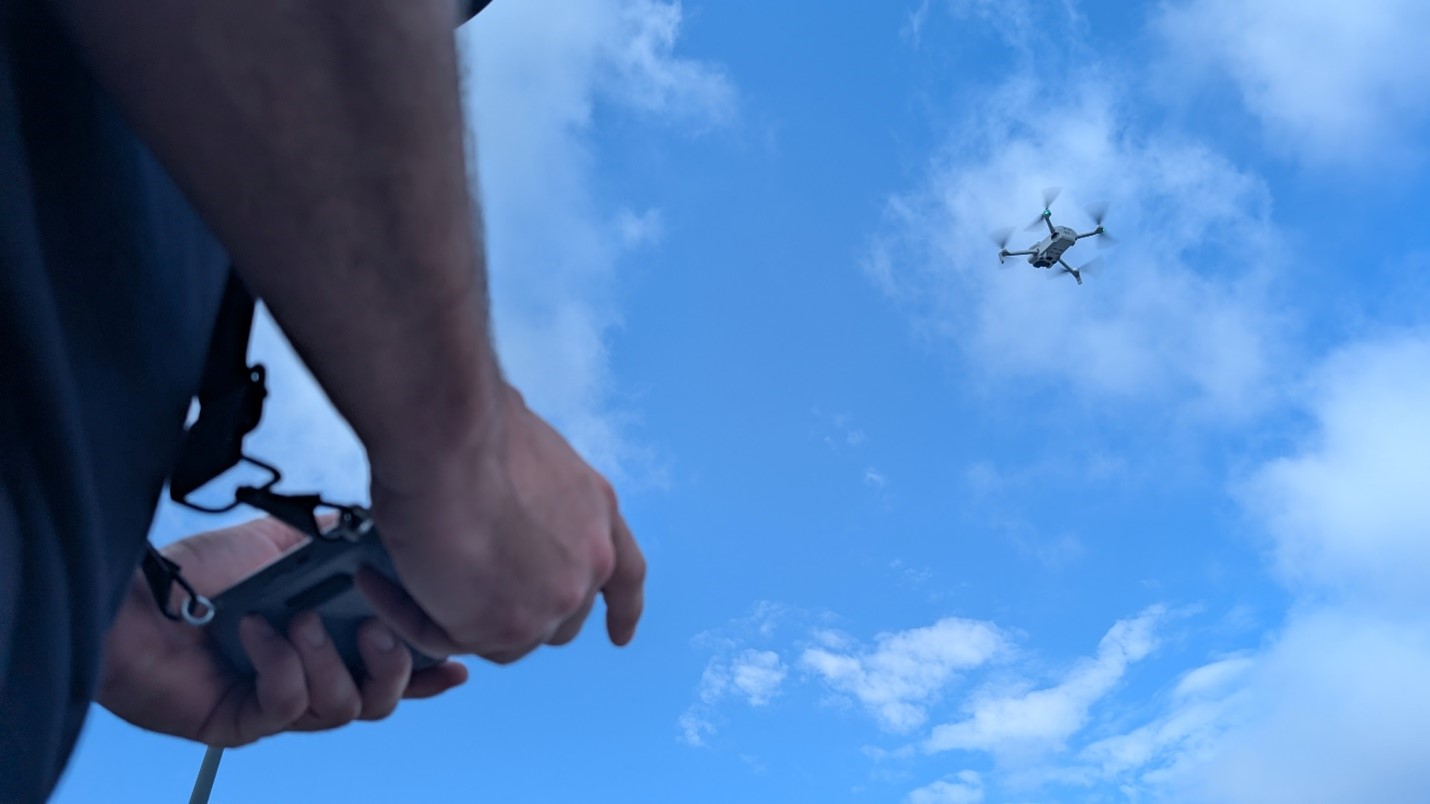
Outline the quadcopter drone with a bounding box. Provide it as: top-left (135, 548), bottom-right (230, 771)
top-left (992, 187), bottom-right (1117, 285)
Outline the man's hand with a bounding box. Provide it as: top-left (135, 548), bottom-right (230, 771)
top-left (97, 518), bottom-right (468, 747)
top-left (362, 384), bottom-right (647, 665)
top-left (53, 0), bottom-right (648, 669)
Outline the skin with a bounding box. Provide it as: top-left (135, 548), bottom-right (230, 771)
top-left (52, 0), bottom-right (647, 741)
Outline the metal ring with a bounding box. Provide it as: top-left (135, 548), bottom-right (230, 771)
top-left (181, 594), bottom-right (216, 626)
top-left (336, 506), bottom-right (374, 540)
top-left (352, 513), bottom-right (374, 537)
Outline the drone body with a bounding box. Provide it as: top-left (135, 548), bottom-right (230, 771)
top-left (993, 188), bottom-right (1115, 286)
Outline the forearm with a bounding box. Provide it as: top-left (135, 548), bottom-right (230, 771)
top-left (53, 0), bottom-right (500, 477)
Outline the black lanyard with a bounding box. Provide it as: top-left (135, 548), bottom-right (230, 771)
top-left (141, 270), bottom-right (330, 622)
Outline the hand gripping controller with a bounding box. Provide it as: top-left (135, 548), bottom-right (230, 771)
top-left (203, 507), bottom-right (440, 676)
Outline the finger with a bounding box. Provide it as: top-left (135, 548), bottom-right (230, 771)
top-left (602, 512), bottom-right (646, 646)
top-left (284, 611), bottom-right (363, 731)
top-left (354, 566), bottom-right (461, 658)
top-left (163, 517), bottom-right (313, 596)
top-left (359, 566), bottom-right (541, 664)
top-left (546, 592), bottom-right (596, 646)
top-left (235, 616), bottom-right (308, 740)
top-left (354, 620), bottom-right (414, 721)
top-left (480, 639), bottom-right (543, 666)
top-left (402, 661), bottom-right (470, 700)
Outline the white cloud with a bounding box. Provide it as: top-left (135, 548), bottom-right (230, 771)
top-left (907, 771), bottom-right (985, 804)
top-left (1160, 334), bottom-right (1430, 800)
top-left (864, 468), bottom-right (888, 489)
top-left (148, 307), bottom-right (375, 543)
top-left (457, 0), bottom-right (730, 482)
top-left (1006, 527), bottom-right (1084, 571)
top-left (925, 606), bottom-right (1163, 754)
top-left (865, 77), bottom-right (1287, 422)
top-left (813, 409), bottom-right (868, 450)
top-left (935, 0), bottom-right (1039, 51)
top-left (1076, 654), bottom-right (1252, 784)
top-left (901, 0), bottom-right (933, 46)
top-left (1069, 335), bottom-right (1430, 800)
top-left (677, 709), bottom-right (716, 748)
top-left (615, 206), bottom-right (664, 249)
top-left (598, 0), bottom-right (736, 125)
top-left (1155, 0), bottom-right (1430, 167)
top-left (1238, 333), bottom-right (1430, 607)
top-left (802, 618), bottom-right (1008, 733)
top-left (679, 649), bottom-right (787, 746)
top-left (724, 649), bottom-right (789, 707)
top-left (1155, 610), bottom-right (1430, 804)
top-left (679, 605), bottom-right (794, 746)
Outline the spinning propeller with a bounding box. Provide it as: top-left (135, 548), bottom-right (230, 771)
top-left (1082, 200), bottom-right (1119, 249)
top-left (1049, 255), bottom-right (1104, 282)
top-left (1023, 186), bottom-right (1063, 232)
top-left (990, 226), bottom-right (1016, 267)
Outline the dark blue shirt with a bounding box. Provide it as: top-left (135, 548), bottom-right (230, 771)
top-left (1, 2), bottom-right (228, 799)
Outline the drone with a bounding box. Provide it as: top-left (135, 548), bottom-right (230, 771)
top-left (992, 187), bottom-right (1116, 285)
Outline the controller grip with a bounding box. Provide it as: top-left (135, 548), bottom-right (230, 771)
top-left (204, 527), bottom-right (440, 677)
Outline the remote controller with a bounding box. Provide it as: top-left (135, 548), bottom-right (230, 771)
top-left (204, 509), bottom-right (439, 676)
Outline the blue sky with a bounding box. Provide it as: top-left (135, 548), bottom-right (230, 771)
top-left (53, 1), bottom-right (1430, 802)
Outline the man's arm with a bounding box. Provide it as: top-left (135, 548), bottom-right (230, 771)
top-left (54, 0), bottom-right (645, 665)
top-left (53, 0), bottom-right (496, 478)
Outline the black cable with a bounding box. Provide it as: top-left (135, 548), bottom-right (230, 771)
top-left (189, 747), bottom-right (224, 804)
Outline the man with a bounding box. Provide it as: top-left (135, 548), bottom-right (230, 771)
top-left (0, 1), bottom-right (647, 800)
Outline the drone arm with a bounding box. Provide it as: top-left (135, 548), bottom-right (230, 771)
top-left (1074, 230), bottom-right (1099, 240)
top-left (1000, 249), bottom-right (1036, 257)
top-left (1044, 216), bottom-right (1056, 236)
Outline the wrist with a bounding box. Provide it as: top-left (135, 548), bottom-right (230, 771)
top-left (364, 368), bottom-right (512, 500)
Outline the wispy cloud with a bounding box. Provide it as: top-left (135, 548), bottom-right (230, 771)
top-left (599, 0), bottom-right (736, 126)
top-left (459, 0), bottom-right (732, 483)
top-left (1076, 654), bottom-right (1253, 783)
top-left (702, 649), bottom-right (789, 707)
top-left (679, 603), bottom-right (793, 747)
top-left (802, 618), bottom-right (1008, 733)
top-left (813, 408), bottom-right (868, 450)
top-left (907, 771), bottom-right (985, 804)
top-left (900, 0), bottom-right (933, 46)
top-left (680, 648), bottom-right (789, 747)
top-left (924, 605), bottom-right (1163, 755)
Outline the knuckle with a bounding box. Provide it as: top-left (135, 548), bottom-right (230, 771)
top-left (362, 697), bottom-right (399, 722)
top-left (625, 548), bottom-right (647, 584)
top-left (487, 609), bottom-right (544, 649)
top-left (336, 695), bottom-right (363, 724)
top-left (549, 577), bottom-right (588, 620)
top-left (275, 690), bottom-right (308, 726)
top-left (596, 476), bottom-right (618, 511)
top-left (485, 650), bottom-right (523, 666)
top-left (588, 537), bottom-right (617, 586)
